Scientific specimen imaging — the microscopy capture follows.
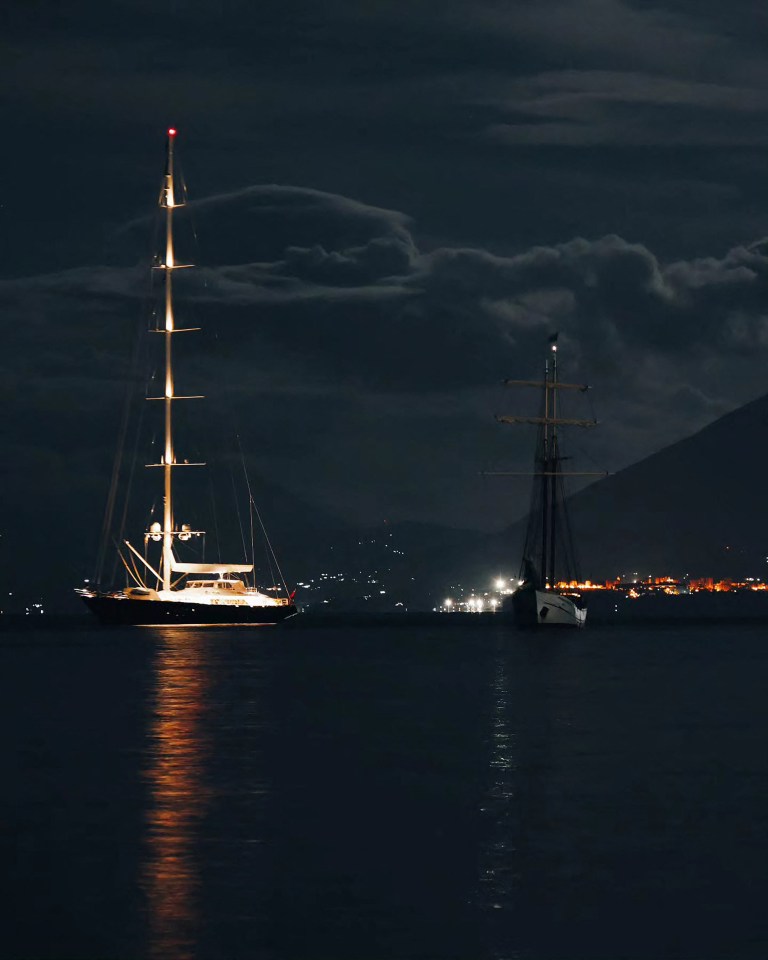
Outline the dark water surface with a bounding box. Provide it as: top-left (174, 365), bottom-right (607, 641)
top-left (3, 619), bottom-right (768, 959)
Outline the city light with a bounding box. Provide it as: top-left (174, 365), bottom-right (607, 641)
top-left (437, 570), bottom-right (768, 612)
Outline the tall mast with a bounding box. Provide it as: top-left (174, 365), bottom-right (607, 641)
top-left (540, 353), bottom-right (550, 587)
top-left (548, 338), bottom-right (558, 588)
top-left (160, 128), bottom-right (178, 591)
top-left (494, 333), bottom-right (602, 589)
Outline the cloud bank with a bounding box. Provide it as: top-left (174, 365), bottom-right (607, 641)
top-left (4, 184), bottom-right (768, 528)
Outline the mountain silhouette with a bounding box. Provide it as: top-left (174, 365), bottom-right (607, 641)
top-left (565, 391), bottom-right (768, 581)
top-left (7, 392), bottom-right (768, 614)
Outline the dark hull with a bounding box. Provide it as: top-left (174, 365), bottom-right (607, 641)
top-left (510, 585), bottom-right (538, 628)
top-left (81, 593), bottom-right (297, 626)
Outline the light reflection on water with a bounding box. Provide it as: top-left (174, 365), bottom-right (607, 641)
top-left (6, 623), bottom-right (768, 959)
top-left (142, 629), bottom-right (213, 960)
top-left (475, 638), bottom-right (584, 960)
top-left (477, 648), bottom-right (522, 960)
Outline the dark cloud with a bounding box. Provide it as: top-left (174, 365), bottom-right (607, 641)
top-left (5, 183), bottom-right (768, 535)
top-left (6, 0), bottom-right (768, 591)
top-left (6, 0), bottom-right (768, 282)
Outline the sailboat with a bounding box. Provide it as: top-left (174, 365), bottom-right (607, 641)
top-left (496, 334), bottom-right (600, 628)
top-left (78, 130), bottom-right (297, 626)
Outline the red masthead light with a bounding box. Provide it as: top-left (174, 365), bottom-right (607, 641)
top-left (168, 128), bottom-right (177, 137)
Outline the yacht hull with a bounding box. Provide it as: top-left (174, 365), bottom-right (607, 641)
top-left (511, 585), bottom-right (587, 629)
top-left (81, 593), bottom-right (297, 626)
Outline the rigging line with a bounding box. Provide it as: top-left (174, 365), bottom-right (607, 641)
top-left (153, 539), bottom-right (161, 591)
top-left (180, 169), bottom-right (203, 271)
top-left (111, 251), bottom-right (162, 583)
top-left (257, 507), bottom-right (276, 594)
top-left (235, 432), bottom-right (288, 595)
top-left (142, 533), bottom-right (158, 591)
top-left (112, 538), bottom-right (141, 589)
top-left (587, 386), bottom-right (598, 424)
top-left (107, 333), bottom-right (150, 587)
top-left (237, 434), bottom-right (258, 589)
top-left (190, 209), bottom-right (270, 583)
top-left (236, 446), bottom-right (288, 598)
top-left (245, 463), bottom-right (278, 592)
top-left (111, 537), bottom-right (128, 589)
top-left (236, 434), bottom-right (277, 592)
top-left (128, 549), bottom-right (145, 589)
top-left (215, 318), bottom-right (286, 592)
top-left (96, 227), bottom-right (161, 585)
top-left (558, 471), bottom-right (579, 583)
top-left (111, 363), bottom-right (150, 586)
top-left (224, 408), bottom-right (265, 584)
top-left (261, 518), bottom-right (278, 595)
top-left (176, 166), bottom-right (207, 334)
top-left (569, 388), bottom-right (606, 475)
top-left (120, 551), bottom-right (144, 589)
top-left (100, 193), bottom-right (164, 586)
top-left (95, 312), bottom-right (143, 585)
top-left (248, 491), bottom-right (290, 598)
top-left (185, 190), bottom-right (286, 594)
top-left (207, 468), bottom-right (222, 563)
top-left (229, 459), bottom-right (250, 564)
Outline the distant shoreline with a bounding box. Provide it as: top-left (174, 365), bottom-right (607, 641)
top-left (6, 594), bottom-right (768, 631)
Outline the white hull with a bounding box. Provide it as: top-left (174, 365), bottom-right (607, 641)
top-left (536, 591), bottom-right (587, 627)
top-left (513, 586), bottom-right (587, 628)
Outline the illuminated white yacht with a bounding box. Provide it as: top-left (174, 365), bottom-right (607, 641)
top-left (78, 130), bottom-right (297, 626)
top-left (495, 334), bottom-right (602, 629)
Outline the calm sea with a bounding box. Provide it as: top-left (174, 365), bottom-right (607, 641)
top-left (2, 618), bottom-right (768, 959)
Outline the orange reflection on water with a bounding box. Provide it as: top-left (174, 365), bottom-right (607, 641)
top-left (142, 630), bottom-right (212, 959)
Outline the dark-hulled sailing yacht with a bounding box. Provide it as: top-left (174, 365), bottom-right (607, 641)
top-left (496, 334), bottom-right (601, 628)
top-left (78, 130), bottom-right (297, 626)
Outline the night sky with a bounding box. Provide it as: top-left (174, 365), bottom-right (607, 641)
top-left (5, 0), bottom-right (768, 592)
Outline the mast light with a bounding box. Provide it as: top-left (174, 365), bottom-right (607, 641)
top-left (168, 128), bottom-right (177, 137)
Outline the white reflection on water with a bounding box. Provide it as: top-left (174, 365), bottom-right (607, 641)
top-left (142, 630), bottom-right (213, 959)
top-left (477, 650), bottom-right (523, 960)
top-left (479, 652), bottom-right (519, 900)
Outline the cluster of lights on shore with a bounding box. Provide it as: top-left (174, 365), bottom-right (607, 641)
top-left (439, 573), bottom-right (768, 612)
top-left (440, 577), bottom-right (518, 613)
